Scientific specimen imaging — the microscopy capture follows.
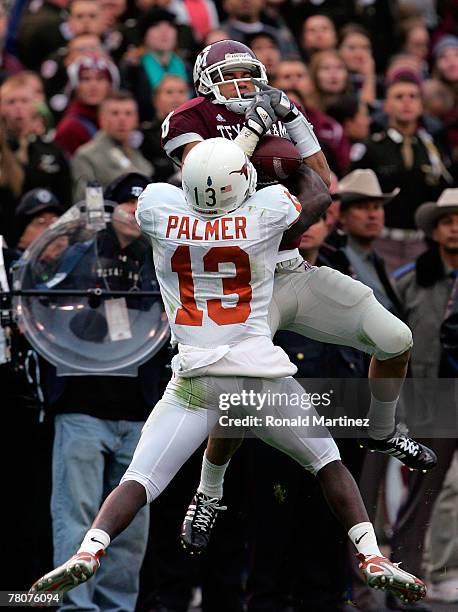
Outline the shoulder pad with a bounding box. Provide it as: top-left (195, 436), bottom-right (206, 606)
top-left (392, 261), bottom-right (416, 280)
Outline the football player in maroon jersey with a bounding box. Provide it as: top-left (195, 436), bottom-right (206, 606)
top-left (172, 42), bottom-right (438, 592)
top-left (161, 40), bottom-right (330, 185)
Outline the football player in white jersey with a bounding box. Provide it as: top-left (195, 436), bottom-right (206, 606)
top-left (30, 139), bottom-right (427, 605)
top-left (164, 43), bottom-right (437, 537)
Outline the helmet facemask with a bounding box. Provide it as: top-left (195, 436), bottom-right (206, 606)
top-left (196, 55), bottom-right (268, 114)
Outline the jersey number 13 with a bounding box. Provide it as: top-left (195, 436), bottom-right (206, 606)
top-left (171, 245), bottom-right (252, 326)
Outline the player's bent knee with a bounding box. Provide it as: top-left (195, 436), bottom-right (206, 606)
top-left (308, 441), bottom-right (341, 476)
top-left (362, 302), bottom-right (413, 360)
top-left (378, 348), bottom-right (411, 366)
top-left (120, 473), bottom-right (161, 504)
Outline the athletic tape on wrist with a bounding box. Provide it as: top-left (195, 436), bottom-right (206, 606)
top-left (234, 126), bottom-right (260, 157)
top-left (285, 113), bottom-right (321, 158)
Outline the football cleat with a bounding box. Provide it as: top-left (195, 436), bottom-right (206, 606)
top-left (29, 550), bottom-right (103, 595)
top-left (357, 553), bottom-right (427, 604)
top-left (359, 427), bottom-right (437, 471)
top-left (181, 491), bottom-right (227, 555)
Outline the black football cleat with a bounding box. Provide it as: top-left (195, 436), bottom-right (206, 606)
top-left (181, 492), bottom-right (227, 555)
top-left (359, 427), bottom-right (437, 472)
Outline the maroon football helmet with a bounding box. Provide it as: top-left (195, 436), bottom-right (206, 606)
top-left (193, 40), bottom-right (268, 114)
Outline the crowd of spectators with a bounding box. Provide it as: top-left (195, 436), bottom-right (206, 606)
top-left (1, 1), bottom-right (458, 611)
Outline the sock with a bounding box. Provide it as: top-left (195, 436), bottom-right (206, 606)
top-left (78, 528), bottom-right (111, 555)
top-left (348, 522), bottom-right (382, 556)
top-left (366, 394), bottom-right (398, 440)
top-left (197, 453), bottom-right (230, 498)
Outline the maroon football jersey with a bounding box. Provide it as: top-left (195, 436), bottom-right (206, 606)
top-left (161, 97), bottom-right (303, 250)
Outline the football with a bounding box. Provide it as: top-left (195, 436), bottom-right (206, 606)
top-left (251, 135), bottom-right (302, 183)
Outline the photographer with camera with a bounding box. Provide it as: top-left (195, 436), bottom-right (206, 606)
top-left (36, 172), bottom-right (170, 612)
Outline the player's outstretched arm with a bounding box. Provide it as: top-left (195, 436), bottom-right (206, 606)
top-left (281, 165), bottom-right (331, 246)
top-left (249, 80), bottom-right (331, 187)
top-left (301, 150), bottom-right (331, 189)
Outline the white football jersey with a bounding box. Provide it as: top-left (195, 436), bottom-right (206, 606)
top-left (136, 182), bottom-right (300, 351)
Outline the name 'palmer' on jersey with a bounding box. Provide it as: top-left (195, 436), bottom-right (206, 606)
top-left (136, 181), bottom-right (300, 350)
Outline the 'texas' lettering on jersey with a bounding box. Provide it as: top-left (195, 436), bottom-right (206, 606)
top-left (164, 215), bottom-right (259, 241)
top-left (215, 121), bottom-right (288, 140)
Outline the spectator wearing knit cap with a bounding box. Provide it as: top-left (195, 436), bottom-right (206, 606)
top-left (121, 8), bottom-right (189, 121)
top-left (40, 33), bottom-right (105, 121)
top-left (54, 53), bottom-right (120, 157)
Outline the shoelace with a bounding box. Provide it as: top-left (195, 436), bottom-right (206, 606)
top-left (389, 435), bottom-right (419, 456)
top-left (193, 497), bottom-right (227, 532)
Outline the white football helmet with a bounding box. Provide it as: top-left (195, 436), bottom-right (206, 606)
top-left (182, 138), bottom-right (257, 217)
top-left (193, 40), bottom-right (268, 114)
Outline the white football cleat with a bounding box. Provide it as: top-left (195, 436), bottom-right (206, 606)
top-left (357, 553), bottom-right (427, 604)
top-left (29, 550), bottom-right (103, 595)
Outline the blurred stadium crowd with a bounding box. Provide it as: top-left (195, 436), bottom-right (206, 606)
top-left (1, 0), bottom-right (458, 611)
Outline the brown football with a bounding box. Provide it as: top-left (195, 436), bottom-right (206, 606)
top-left (251, 135), bottom-right (302, 183)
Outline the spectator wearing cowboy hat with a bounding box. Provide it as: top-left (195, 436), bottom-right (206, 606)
top-left (54, 53), bottom-right (120, 158)
top-left (337, 169), bottom-right (402, 316)
top-left (72, 90), bottom-right (153, 202)
top-left (386, 188), bottom-right (458, 608)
